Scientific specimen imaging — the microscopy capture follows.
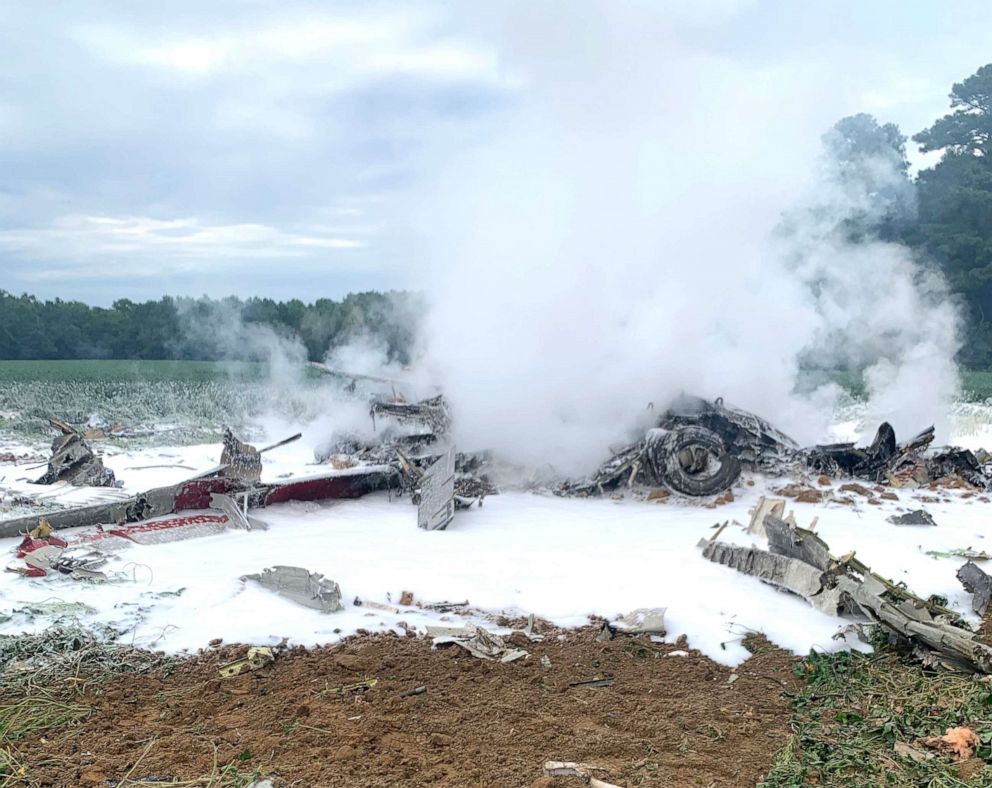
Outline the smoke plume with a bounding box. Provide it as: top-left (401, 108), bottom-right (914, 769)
top-left (405, 4), bottom-right (960, 474)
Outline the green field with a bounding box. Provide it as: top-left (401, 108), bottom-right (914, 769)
top-left (2, 359), bottom-right (990, 397)
top-left (0, 359), bottom-right (270, 382)
top-left (0, 360), bottom-right (330, 443)
top-left (2, 359), bottom-right (991, 400)
top-left (961, 370), bottom-right (992, 400)
top-left (801, 368), bottom-right (992, 402)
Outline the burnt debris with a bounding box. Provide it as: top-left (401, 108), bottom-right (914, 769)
top-left (35, 418), bottom-right (117, 488)
top-left (370, 394), bottom-right (450, 436)
top-left (704, 514), bottom-right (992, 673)
top-left (804, 424), bottom-right (935, 483)
top-left (563, 395), bottom-right (992, 498)
top-left (805, 424), bottom-right (992, 491)
top-left (314, 390), bottom-right (497, 523)
top-left (219, 427), bottom-right (263, 482)
top-left (658, 395), bottom-right (799, 470)
top-left (562, 396), bottom-right (799, 498)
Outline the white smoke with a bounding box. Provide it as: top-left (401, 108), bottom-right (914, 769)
top-left (403, 3), bottom-right (960, 473)
top-left (782, 120), bottom-right (960, 440)
top-left (174, 297), bottom-right (308, 379)
top-left (324, 335), bottom-right (404, 380)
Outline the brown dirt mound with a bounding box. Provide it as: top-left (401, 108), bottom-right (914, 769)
top-left (11, 628), bottom-right (800, 787)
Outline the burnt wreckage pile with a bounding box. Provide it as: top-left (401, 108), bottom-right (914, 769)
top-left (562, 396), bottom-right (797, 497)
top-left (320, 388), bottom-right (992, 505)
top-left (804, 422), bottom-right (991, 490)
top-left (567, 395), bottom-right (992, 497)
top-left (315, 392), bottom-right (497, 525)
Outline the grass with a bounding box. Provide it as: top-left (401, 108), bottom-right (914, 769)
top-left (0, 695), bottom-right (92, 787)
top-left (0, 747), bottom-right (26, 788)
top-left (2, 724), bottom-right (265, 788)
top-left (0, 359), bottom-right (331, 443)
top-left (0, 696), bottom-right (92, 743)
top-left (105, 743), bottom-right (264, 788)
top-left (4, 359), bottom-right (992, 400)
top-left (0, 359), bottom-right (269, 383)
top-left (0, 625), bottom-right (279, 787)
top-left (961, 370), bottom-right (992, 402)
top-left (110, 770), bottom-right (263, 787)
top-left (760, 646), bottom-right (992, 787)
top-left (801, 368), bottom-right (992, 402)
top-left (0, 625), bottom-right (180, 786)
top-left (0, 624), bottom-right (177, 696)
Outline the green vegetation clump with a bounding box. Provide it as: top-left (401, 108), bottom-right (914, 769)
top-left (762, 647), bottom-right (992, 787)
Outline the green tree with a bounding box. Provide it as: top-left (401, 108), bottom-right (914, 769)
top-left (821, 113), bottom-right (914, 241)
top-left (914, 64), bottom-right (992, 158)
top-left (911, 64), bottom-right (992, 365)
top-left (0, 290), bottom-right (419, 363)
top-left (824, 113), bottom-right (909, 173)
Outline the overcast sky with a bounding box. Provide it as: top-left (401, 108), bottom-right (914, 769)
top-left (1, 1), bottom-right (990, 305)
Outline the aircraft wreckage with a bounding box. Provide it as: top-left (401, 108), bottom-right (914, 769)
top-left (4, 376), bottom-right (992, 546)
top-left (0, 431), bottom-right (396, 541)
top-left (7, 371), bottom-right (992, 674)
top-left (559, 394), bottom-right (988, 497)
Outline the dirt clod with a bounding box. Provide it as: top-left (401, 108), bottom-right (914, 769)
top-left (773, 484), bottom-right (822, 503)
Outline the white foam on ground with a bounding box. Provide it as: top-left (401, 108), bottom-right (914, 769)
top-left (2, 414), bottom-right (992, 666)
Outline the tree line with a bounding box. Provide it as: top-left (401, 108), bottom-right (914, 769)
top-left (0, 290), bottom-right (421, 364)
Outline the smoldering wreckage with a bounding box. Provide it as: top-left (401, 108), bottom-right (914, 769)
top-left (6, 366), bottom-right (992, 679)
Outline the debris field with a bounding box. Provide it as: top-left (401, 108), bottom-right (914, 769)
top-left (6, 381), bottom-right (992, 784)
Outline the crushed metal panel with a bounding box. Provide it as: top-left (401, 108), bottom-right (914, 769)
top-left (704, 513), bottom-right (992, 673)
top-left (219, 428), bottom-right (262, 482)
top-left (432, 624), bottom-right (528, 662)
top-left (242, 566), bottom-right (343, 613)
top-left (35, 418), bottom-right (117, 488)
top-left (747, 497), bottom-right (786, 537)
top-left (613, 608), bottom-right (667, 635)
top-left (209, 492), bottom-right (268, 531)
top-left (835, 574), bottom-right (992, 673)
top-left (958, 561), bottom-right (992, 616)
top-left (21, 544), bottom-right (66, 573)
top-left (764, 515), bottom-right (832, 571)
top-left (218, 646), bottom-right (275, 678)
top-left (74, 513), bottom-right (233, 548)
top-left (418, 448), bottom-right (455, 531)
top-left (701, 539), bottom-right (842, 615)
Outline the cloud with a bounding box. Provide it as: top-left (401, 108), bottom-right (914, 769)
top-left (2, 2), bottom-right (992, 304)
top-left (0, 214), bottom-right (364, 281)
top-left (74, 11), bottom-right (505, 86)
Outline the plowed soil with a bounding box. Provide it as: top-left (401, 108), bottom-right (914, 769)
top-left (11, 627), bottom-right (800, 787)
